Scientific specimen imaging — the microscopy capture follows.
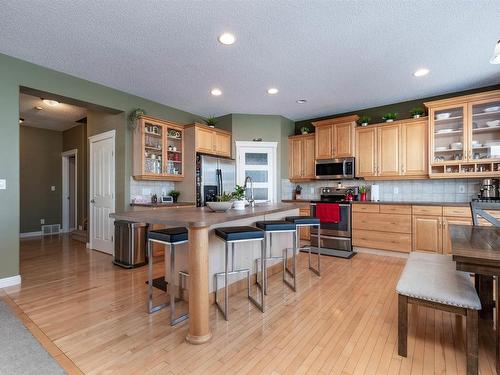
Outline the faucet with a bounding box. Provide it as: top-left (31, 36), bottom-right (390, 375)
top-left (244, 176), bottom-right (255, 207)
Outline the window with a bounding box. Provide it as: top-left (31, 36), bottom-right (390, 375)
top-left (235, 141), bottom-right (278, 203)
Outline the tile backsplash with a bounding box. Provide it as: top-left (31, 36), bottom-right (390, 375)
top-left (130, 177), bottom-right (176, 202)
top-left (282, 178), bottom-right (482, 203)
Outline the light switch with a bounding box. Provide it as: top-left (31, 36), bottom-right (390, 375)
top-left (0, 179), bottom-right (6, 190)
top-left (458, 184), bottom-right (466, 193)
top-left (51, 186), bottom-right (56, 191)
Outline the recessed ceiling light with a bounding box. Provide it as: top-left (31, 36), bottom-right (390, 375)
top-left (296, 99), bottom-right (307, 104)
top-left (413, 68), bottom-right (430, 77)
top-left (42, 99), bottom-right (59, 106)
top-left (211, 88), bottom-right (222, 96)
top-left (490, 40), bottom-right (500, 64)
top-left (35, 106), bottom-right (43, 110)
top-left (19, 118), bottom-right (24, 124)
top-left (267, 88), bottom-right (279, 95)
top-left (218, 33), bottom-right (235, 45)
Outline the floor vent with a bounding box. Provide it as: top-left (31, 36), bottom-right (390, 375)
top-left (41, 224), bottom-right (61, 235)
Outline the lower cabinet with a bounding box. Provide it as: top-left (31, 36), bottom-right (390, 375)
top-left (299, 206), bottom-right (311, 241)
top-left (412, 215), bottom-right (442, 253)
top-left (353, 203), bottom-right (472, 254)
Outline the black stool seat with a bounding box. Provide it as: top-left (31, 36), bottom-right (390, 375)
top-left (148, 227), bottom-right (188, 243)
top-left (215, 226), bottom-right (264, 242)
top-left (256, 220), bottom-right (296, 232)
top-left (285, 216), bottom-right (320, 225)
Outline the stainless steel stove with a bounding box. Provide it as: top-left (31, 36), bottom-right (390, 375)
top-left (309, 187), bottom-right (357, 259)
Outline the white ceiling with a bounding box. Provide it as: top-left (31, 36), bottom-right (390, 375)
top-left (2, 1), bottom-right (500, 121)
top-left (19, 93), bottom-right (87, 131)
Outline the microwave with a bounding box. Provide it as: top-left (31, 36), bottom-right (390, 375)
top-left (315, 157), bottom-right (355, 180)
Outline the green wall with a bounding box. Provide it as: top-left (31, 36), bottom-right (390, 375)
top-left (0, 53), bottom-right (204, 280)
top-left (62, 124), bottom-right (87, 228)
top-left (214, 113), bottom-right (295, 198)
top-left (295, 84), bottom-right (500, 134)
top-left (20, 126), bottom-right (62, 233)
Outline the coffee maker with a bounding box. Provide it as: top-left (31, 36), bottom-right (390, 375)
top-left (479, 178), bottom-right (499, 199)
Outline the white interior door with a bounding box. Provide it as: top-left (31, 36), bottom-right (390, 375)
top-left (89, 130), bottom-right (115, 255)
top-left (235, 141), bottom-right (277, 203)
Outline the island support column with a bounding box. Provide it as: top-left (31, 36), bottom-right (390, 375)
top-left (185, 225), bottom-right (212, 344)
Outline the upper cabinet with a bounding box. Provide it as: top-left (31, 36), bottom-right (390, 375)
top-left (194, 123), bottom-right (232, 158)
top-left (425, 90), bottom-right (500, 178)
top-left (355, 118), bottom-right (428, 179)
top-left (288, 134), bottom-right (315, 181)
top-left (312, 115), bottom-right (358, 160)
top-left (133, 115), bottom-right (185, 181)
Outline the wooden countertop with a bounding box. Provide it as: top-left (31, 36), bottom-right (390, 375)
top-left (111, 202), bottom-right (300, 228)
top-left (450, 225), bottom-right (500, 263)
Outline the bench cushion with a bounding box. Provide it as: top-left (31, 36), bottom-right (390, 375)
top-left (215, 226), bottom-right (264, 242)
top-left (285, 216), bottom-right (320, 225)
top-left (256, 220), bottom-right (296, 232)
top-left (396, 252), bottom-right (481, 310)
top-left (148, 227), bottom-right (188, 243)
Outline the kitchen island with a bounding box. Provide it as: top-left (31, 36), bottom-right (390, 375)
top-left (110, 202), bottom-right (300, 344)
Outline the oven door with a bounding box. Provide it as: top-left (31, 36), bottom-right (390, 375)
top-left (310, 203), bottom-right (351, 238)
top-left (315, 158), bottom-right (354, 180)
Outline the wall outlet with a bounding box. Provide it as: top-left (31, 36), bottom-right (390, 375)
top-left (51, 186), bottom-right (56, 191)
top-left (40, 219), bottom-right (45, 225)
top-left (0, 179), bottom-right (6, 190)
top-left (458, 184), bottom-right (466, 193)
top-left (393, 187), bottom-right (399, 194)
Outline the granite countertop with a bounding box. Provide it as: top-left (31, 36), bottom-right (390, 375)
top-left (112, 202), bottom-right (301, 227)
top-left (281, 199), bottom-right (470, 207)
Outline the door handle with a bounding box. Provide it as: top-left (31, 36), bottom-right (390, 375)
top-left (91, 199), bottom-right (95, 204)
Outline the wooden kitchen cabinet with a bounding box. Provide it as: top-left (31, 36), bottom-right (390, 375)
top-left (194, 123), bottom-right (231, 157)
top-left (426, 89), bottom-right (500, 178)
top-left (299, 206), bottom-right (311, 241)
top-left (288, 134), bottom-right (315, 181)
top-left (377, 124), bottom-right (401, 176)
top-left (412, 215), bottom-right (442, 253)
top-left (355, 117), bottom-right (428, 179)
top-left (355, 127), bottom-right (377, 177)
top-left (312, 115), bottom-right (358, 160)
top-left (133, 115), bottom-right (185, 181)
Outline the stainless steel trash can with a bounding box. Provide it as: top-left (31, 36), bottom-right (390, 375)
top-left (113, 221), bottom-right (148, 268)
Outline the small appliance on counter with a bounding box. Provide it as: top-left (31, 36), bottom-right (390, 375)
top-left (160, 195), bottom-right (174, 203)
top-left (479, 178), bottom-right (499, 199)
top-left (309, 186), bottom-right (357, 259)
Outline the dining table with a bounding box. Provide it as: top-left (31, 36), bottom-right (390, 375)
top-left (450, 224), bottom-right (500, 374)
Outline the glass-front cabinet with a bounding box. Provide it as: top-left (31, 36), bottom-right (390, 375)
top-left (426, 90), bottom-right (500, 177)
top-left (133, 115), bottom-right (184, 181)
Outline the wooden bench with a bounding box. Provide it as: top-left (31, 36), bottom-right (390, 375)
top-left (396, 252), bottom-right (482, 375)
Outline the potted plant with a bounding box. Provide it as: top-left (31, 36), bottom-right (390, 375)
top-left (204, 115), bottom-right (217, 128)
top-left (169, 190), bottom-right (181, 203)
top-left (358, 115), bottom-right (371, 127)
top-left (410, 107), bottom-right (425, 119)
top-left (359, 185), bottom-right (367, 201)
top-left (294, 185), bottom-right (303, 200)
top-left (128, 108), bottom-right (146, 130)
top-left (300, 126), bottom-right (311, 135)
top-left (382, 112), bottom-right (397, 122)
top-left (232, 185), bottom-right (247, 210)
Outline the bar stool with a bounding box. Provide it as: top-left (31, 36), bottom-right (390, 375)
top-left (255, 220), bottom-right (297, 293)
top-left (147, 227), bottom-right (189, 326)
top-left (285, 216), bottom-right (321, 276)
top-left (214, 226), bottom-right (265, 320)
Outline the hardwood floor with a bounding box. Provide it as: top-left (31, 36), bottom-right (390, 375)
top-left (2, 235), bottom-right (497, 374)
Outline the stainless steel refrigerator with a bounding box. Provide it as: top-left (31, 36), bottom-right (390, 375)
top-left (196, 154), bottom-right (236, 206)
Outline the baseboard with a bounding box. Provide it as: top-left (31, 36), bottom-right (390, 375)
top-left (354, 246), bottom-right (409, 259)
top-left (20, 231), bottom-right (42, 238)
top-left (0, 275), bottom-right (21, 288)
